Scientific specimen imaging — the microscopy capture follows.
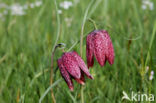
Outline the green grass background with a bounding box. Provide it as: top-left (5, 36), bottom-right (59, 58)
top-left (0, 0), bottom-right (156, 103)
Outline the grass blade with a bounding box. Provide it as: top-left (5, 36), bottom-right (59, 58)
top-left (145, 20), bottom-right (156, 67)
top-left (39, 79), bottom-right (62, 103)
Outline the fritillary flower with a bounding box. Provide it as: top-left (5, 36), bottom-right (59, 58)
top-left (86, 30), bottom-right (114, 68)
top-left (57, 51), bottom-right (93, 91)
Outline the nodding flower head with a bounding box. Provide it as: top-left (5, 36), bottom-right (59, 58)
top-left (86, 30), bottom-right (114, 68)
top-left (57, 51), bottom-right (93, 91)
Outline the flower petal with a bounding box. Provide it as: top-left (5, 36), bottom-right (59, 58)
top-left (101, 30), bottom-right (114, 65)
top-left (93, 30), bottom-right (106, 66)
top-left (73, 72), bottom-right (85, 85)
top-left (80, 72), bottom-right (85, 82)
top-left (107, 38), bottom-right (115, 65)
top-left (71, 51), bottom-right (93, 79)
top-left (86, 33), bottom-right (94, 68)
top-left (57, 58), bottom-right (74, 91)
top-left (62, 53), bottom-right (81, 79)
top-left (74, 78), bottom-right (85, 85)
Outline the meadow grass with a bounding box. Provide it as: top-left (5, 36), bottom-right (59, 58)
top-left (0, 0), bottom-right (156, 103)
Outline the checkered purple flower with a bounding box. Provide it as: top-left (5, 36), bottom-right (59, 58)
top-left (86, 30), bottom-right (115, 68)
top-left (57, 51), bottom-right (93, 91)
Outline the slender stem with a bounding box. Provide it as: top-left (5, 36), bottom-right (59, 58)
top-left (67, 33), bottom-right (88, 52)
top-left (80, 0), bottom-right (93, 57)
top-left (52, 0), bottom-right (60, 52)
top-left (50, 44), bottom-right (65, 103)
top-left (79, 1), bottom-right (94, 103)
top-left (80, 86), bottom-right (84, 103)
top-left (67, 19), bottom-right (97, 52)
top-left (50, 47), bottom-right (57, 103)
top-left (88, 18), bottom-right (98, 30)
top-left (50, 0), bottom-right (60, 102)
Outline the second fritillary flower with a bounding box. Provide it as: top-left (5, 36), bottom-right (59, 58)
top-left (86, 30), bottom-right (115, 68)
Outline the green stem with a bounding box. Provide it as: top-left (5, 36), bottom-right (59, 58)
top-left (50, 46), bottom-right (57, 103)
top-left (80, 86), bottom-right (84, 103)
top-left (50, 44), bottom-right (65, 103)
top-left (79, 0), bottom-right (94, 103)
top-left (52, 0), bottom-right (60, 52)
top-left (66, 19), bottom-right (97, 52)
top-left (88, 18), bottom-right (98, 30)
top-left (67, 33), bottom-right (88, 52)
top-left (50, 0), bottom-right (61, 102)
top-left (80, 0), bottom-right (94, 57)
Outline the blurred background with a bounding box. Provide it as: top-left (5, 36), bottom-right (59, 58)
top-left (0, 0), bottom-right (156, 103)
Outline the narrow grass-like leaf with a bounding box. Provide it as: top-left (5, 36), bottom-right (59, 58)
top-left (145, 21), bottom-right (156, 67)
top-left (29, 68), bottom-right (49, 87)
top-left (67, 90), bottom-right (77, 103)
top-left (39, 79), bottom-right (62, 103)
